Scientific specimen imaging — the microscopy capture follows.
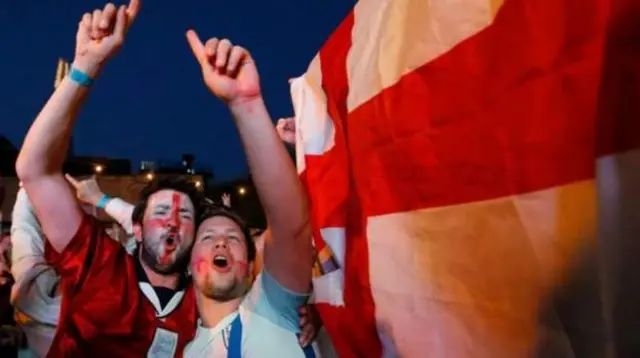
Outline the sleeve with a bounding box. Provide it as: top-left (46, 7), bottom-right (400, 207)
top-left (103, 197), bottom-right (135, 235)
top-left (10, 188), bottom-right (61, 325)
top-left (10, 188), bottom-right (47, 284)
top-left (244, 269), bottom-right (310, 333)
top-left (44, 214), bottom-right (122, 298)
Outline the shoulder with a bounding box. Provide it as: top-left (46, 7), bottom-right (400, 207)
top-left (241, 270), bottom-right (308, 333)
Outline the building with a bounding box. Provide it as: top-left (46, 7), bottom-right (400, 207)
top-left (64, 156), bottom-right (132, 176)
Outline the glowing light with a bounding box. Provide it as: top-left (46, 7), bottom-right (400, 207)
top-left (194, 180), bottom-right (202, 188)
top-left (94, 164), bottom-right (104, 173)
top-left (238, 186), bottom-right (247, 195)
top-left (145, 172), bottom-right (155, 181)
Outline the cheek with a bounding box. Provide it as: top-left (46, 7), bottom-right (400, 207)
top-left (232, 248), bottom-right (248, 275)
top-left (146, 218), bottom-right (166, 228)
top-left (235, 260), bottom-right (248, 276)
top-left (192, 256), bottom-right (210, 276)
top-left (180, 221), bottom-right (195, 236)
top-left (143, 220), bottom-right (165, 238)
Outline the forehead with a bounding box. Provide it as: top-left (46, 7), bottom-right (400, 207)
top-left (147, 189), bottom-right (194, 211)
top-left (197, 216), bottom-right (243, 235)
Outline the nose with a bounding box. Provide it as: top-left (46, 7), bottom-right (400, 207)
top-left (213, 237), bottom-right (228, 250)
top-left (167, 214), bottom-right (180, 230)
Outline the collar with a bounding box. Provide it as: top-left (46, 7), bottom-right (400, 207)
top-left (134, 253), bottom-right (189, 318)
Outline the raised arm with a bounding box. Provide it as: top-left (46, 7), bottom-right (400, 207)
top-left (187, 32), bottom-right (312, 293)
top-left (66, 175), bottom-right (135, 234)
top-left (15, 0), bottom-right (140, 253)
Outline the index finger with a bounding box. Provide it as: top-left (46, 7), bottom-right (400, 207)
top-left (64, 174), bottom-right (80, 188)
top-left (186, 30), bottom-right (206, 63)
top-left (126, 0), bottom-right (141, 22)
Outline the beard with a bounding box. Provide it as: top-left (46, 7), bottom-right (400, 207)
top-left (200, 273), bottom-right (251, 302)
top-left (140, 239), bottom-right (190, 275)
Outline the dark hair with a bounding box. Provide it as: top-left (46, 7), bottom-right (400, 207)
top-left (131, 177), bottom-right (204, 225)
top-left (198, 203), bottom-right (256, 262)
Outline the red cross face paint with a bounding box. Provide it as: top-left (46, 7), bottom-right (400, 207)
top-left (191, 215), bottom-right (251, 300)
top-left (141, 190), bottom-right (196, 273)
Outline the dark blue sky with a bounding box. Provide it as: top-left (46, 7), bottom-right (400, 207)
top-left (0, 0), bottom-right (353, 181)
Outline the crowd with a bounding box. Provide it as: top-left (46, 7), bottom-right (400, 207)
top-left (0, 0), bottom-right (329, 357)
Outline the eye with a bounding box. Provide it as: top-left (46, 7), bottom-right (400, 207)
top-left (228, 235), bottom-right (240, 242)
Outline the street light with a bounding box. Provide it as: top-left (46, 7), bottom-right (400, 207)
top-left (194, 180), bottom-right (202, 188)
top-left (146, 172), bottom-right (155, 181)
top-left (94, 164), bottom-right (104, 174)
top-left (238, 186), bottom-right (247, 196)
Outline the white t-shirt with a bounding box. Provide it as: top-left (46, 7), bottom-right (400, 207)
top-left (184, 270), bottom-right (318, 358)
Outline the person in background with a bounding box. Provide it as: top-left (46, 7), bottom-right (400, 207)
top-left (65, 175), bottom-right (137, 254)
top-left (9, 188), bottom-right (59, 358)
top-left (221, 193), bottom-right (231, 208)
top-left (0, 228), bottom-right (21, 357)
top-left (276, 116), bottom-right (296, 146)
top-left (183, 30), bottom-right (317, 356)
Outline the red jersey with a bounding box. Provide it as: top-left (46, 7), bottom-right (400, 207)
top-left (44, 215), bottom-right (197, 357)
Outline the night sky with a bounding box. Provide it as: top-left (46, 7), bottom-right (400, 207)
top-left (0, 0), bottom-right (354, 181)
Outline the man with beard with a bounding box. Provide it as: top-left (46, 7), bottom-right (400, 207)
top-left (183, 31), bottom-right (317, 357)
top-left (14, 0), bottom-right (203, 356)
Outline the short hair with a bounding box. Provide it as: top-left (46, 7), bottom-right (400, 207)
top-left (131, 177), bottom-right (203, 225)
top-left (198, 202), bottom-right (256, 262)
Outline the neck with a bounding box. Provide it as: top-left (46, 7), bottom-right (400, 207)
top-left (197, 292), bottom-right (243, 328)
top-left (138, 255), bottom-right (180, 289)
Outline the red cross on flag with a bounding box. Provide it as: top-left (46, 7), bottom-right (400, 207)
top-left (291, 0), bottom-right (640, 356)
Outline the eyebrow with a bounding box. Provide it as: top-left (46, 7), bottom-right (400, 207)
top-left (153, 204), bottom-right (193, 213)
top-left (199, 229), bottom-right (241, 236)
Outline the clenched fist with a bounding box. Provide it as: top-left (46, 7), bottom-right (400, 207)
top-left (73, 0), bottom-right (141, 76)
top-left (186, 31), bottom-right (261, 106)
top-left (276, 117), bottom-right (296, 145)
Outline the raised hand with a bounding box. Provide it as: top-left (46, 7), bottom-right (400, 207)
top-left (186, 31), bottom-right (261, 105)
top-left (276, 117), bottom-right (296, 145)
top-left (221, 193), bottom-right (231, 207)
top-left (65, 174), bottom-right (105, 207)
top-left (74, 0), bottom-right (141, 76)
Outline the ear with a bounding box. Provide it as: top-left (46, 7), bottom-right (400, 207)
top-left (133, 224), bottom-right (143, 243)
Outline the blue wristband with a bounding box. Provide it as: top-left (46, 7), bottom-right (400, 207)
top-left (69, 67), bottom-right (95, 87)
top-left (96, 195), bottom-right (110, 210)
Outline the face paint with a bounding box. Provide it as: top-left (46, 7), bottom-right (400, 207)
top-left (170, 192), bottom-right (181, 231)
top-left (235, 260), bottom-right (248, 275)
top-left (146, 192), bottom-right (183, 229)
top-left (193, 256), bottom-right (209, 275)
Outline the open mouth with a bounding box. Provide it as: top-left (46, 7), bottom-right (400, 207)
top-left (213, 255), bottom-right (229, 268)
top-left (164, 234), bottom-right (179, 250)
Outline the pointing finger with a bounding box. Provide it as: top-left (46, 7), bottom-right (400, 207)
top-left (126, 0), bottom-right (141, 22)
top-left (65, 174), bottom-right (80, 189)
top-left (186, 30), bottom-right (206, 65)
